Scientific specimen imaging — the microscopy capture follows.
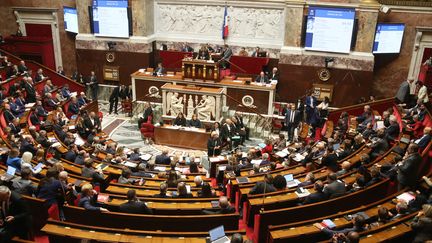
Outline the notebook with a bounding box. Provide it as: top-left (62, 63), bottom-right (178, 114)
top-left (209, 225), bottom-right (230, 243)
top-left (236, 177), bottom-right (249, 184)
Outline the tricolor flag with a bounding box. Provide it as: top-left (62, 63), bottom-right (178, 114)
top-left (222, 5), bottom-right (229, 39)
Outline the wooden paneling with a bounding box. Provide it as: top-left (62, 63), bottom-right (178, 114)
top-left (76, 49), bottom-right (152, 85)
top-left (277, 64), bottom-right (374, 107)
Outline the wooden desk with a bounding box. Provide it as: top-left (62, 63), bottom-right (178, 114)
top-left (154, 125), bottom-right (209, 150)
top-left (182, 59), bottom-right (219, 81)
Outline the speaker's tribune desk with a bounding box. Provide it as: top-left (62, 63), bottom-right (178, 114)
top-left (154, 125), bottom-right (210, 150)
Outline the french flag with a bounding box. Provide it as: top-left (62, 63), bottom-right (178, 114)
top-left (222, 5), bottom-right (229, 39)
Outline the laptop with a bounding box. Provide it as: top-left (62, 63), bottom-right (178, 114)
top-left (209, 225), bottom-right (230, 243)
top-left (236, 177), bottom-right (249, 184)
top-left (2, 166), bottom-right (16, 181)
top-left (284, 174), bottom-right (299, 188)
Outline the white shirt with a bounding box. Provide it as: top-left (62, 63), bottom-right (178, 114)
top-left (417, 86), bottom-right (429, 103)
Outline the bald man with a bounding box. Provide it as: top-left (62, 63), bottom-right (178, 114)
top-left (202, 196), bottom-right (235, 215)
top-left (0, 186), bottom-right (31, 241)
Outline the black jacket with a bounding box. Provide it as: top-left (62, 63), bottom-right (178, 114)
top-left (2, 192), bottom-right (31, 239)
top-left (155, 154), bottom-right (171, 165)
top-left (397, 153), bottom-right (421, 187)
top-left (202, 206), bottom-right (236, 215)
top-left (119, 200), bottom-right (152, 214)
top-left (303, 191), bottom-right (328, 204)
top-left (411, 216), bottom-right (432, 243)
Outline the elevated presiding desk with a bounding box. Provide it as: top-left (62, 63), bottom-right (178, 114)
top-left (131, 67), bottom-right (276, 116)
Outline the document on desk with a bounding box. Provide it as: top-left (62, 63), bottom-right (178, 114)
top-left (251, 159), bottom-right (262, 165)
top-left (209, 157), bottom-right (220, 162)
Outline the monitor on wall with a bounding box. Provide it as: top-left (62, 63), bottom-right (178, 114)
top-left (373, 23), bottom-right (405, 54)
top-left (91, 0), bottom-right (130, 38)
top-left (63, 7), bottom-right (79, 34)
top-left (304, 6), bottom-right (356, 54)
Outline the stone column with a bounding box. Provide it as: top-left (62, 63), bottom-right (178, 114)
top-left (130, 0), bottom-right (154, 37)
top-left (76, 0), bottom-right (93, 34)
top-left (284, 0), bottom-right (306, 47)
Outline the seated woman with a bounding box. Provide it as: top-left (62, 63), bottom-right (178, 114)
top-left (273, 134), bottom-right (286, 151)
top-left (6, 148), bottom-right (22, 172)
top-left (184, 161), bottom-right (207, 174)
top-left (78, 183), bottom-right (108, 212)
top-left (188, 114), bottom-right (201, 128)
top-left (261, 138), bottom-right (273, 155)
top-left (173, 112), bottom-right (187, 126)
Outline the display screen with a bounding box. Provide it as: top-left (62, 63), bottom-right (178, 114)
top-left (305, 7), bottom-right (356, 54)
top-left (92, 0), bottom-right (129, 38)
top-left (373, 23), bottom-right (405, 54)
top-left (64, 7), bottom-right (79, 34)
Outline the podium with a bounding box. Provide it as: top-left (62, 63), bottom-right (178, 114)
top-left (182, 59), bottom-right (219, 82)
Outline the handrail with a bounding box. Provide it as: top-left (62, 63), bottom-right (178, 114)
top-left (25, 60), bottom-right (85, 88)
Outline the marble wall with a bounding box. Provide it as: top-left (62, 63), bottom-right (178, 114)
top-left (0, 0), bottom-right (78, 75)
top-left (374, 11), bottom-right (432, 98)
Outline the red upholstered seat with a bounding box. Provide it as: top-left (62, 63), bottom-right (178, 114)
top-left (48, 203), bottom-right (60, 220)
top-left (140, 121), bottom-right (155, 139)
top-left (0, 113), bottom-right (7, 129)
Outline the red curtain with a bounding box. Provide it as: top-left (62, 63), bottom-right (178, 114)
top-left (25, 23), bottom-right (52, 38)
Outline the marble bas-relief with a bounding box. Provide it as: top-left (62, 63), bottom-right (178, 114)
top-left (155, 4), bottom-right (284, 42)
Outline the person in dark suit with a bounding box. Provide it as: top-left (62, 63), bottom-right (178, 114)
top-left (119, 190), bottom-right (152, 214)
top-left (84, 112), bottom-right (101, 133)
top-left (234, 111), bottom-right (250, 142)
top-left (153, 182), bottom-right (169, 198)
top-left (323, 173), bottom-right (346, 198)
top-left (221, 118), bottom-right (236, 145)
top-left (385, 116), bottom-right (400, 142)
top-left (109, 85), bottom-right (121, 115)
top-left (411, 204), bottom-right (432, 243)
top-left (20, 136), bottom-right (38, 155)
top-left (0, 186), bottom-right (31, 241)
top-left (173, 112), bottom-right (187, 126)
top-left (3, 103), bottom-right (16, 124)
top-left (141, 102), bottom-right (153, 125)
top-left (305, 91), bottom-right (317, 125)
top-left (202, 196), bottom-right (236, 215)
top-left (207, 132), bottom-right (222, 157)
top-left (415, 127), bottom-right (431, 150)
top-left (87, 71), bottom-right (98, 101)
top-left (369, 129), bottom-right (389, 160)
top-left (68, 97), bottom-right (80, 116)
top-left (6, 65), bottom-right (19, 78)
top-left (220, 44), bottom-right (232, 69)
top-left (155, 150), bottom-right (171, 165)
top-left (154, 63), bottom-right (166, 76)
top-left (188, 114), bottom-right (201, 128)
top-left (249, 174), bottom-right (276, 195)
top-left (78, 183), bottom-right (108, 212)
top-left (268, 67), bottom-right (279, 81)
top-left (8, 118), bottom-right (21, 135)
top-left (181, 43), bottom-right (194, 52)
top-left (303, 180), bottom-right (328, 204)
top-left (197, 45), bottom-right (210, 60)
top-left (395, 79), bottom-right (414, 104)
top-left (255, 71), bottom-right (269, 84)
top-left (284, 104), bottom-right (301, 142)
top-left (57, 66), bottom-right (65, 76)
top-left (24, 77), bottom-right (37, 103)
top-left (173, 182), bottom-right (193, 198)
top-left (17, 60), bottom-right (28, 74)
top-left (397, 143), bottom-right (421, 190)
top-left (34, 68), bottom-right (48, 83)
top-left (321, 147), bottom-right (340, 173)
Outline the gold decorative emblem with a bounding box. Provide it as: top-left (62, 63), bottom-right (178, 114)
top-left (106, 52), bottom-right (115, 63)
top-left (318, 68), bottom-right (331, 82)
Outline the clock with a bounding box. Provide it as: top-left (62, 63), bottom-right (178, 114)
top-left (106, 52), bottom-right (115, 63)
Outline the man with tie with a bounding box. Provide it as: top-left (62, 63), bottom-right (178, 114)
top-left (234, 111), bottom-right (250, 141)
top-left (87, 71), bottom-right (98, 101)
top-left (109, 85), bottom-right (121, 115)
top-left (221, 118), bottom-right (236, 150)
top-left (305, 91), bottom-right (317, 125)
top-left (208, 131), bottom-right (222, 156)
top-left (268, 67), bottom-right (280, 82)
top-left (255, 71), bottom-right (269, 84)
top-left (9, 118), bottom-right (21, 135)
top-left (0, 186), bottom-right (31, 241)
top-left (68, 97), bottom-right (80, 116)
top-left (220, 44), bottom-right (233, 70)
top-left (3, 104), bottom-right (16, 124)
top-left (285, 104), bottom-right (300, 142)
top-left (24, 77), bottom-right (37, 103)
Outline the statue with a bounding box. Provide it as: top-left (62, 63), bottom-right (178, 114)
top-left (196, 95), bottom-right (215, 121)
top-left (166, 92), bottom-right (184, 116)
top-left (187, 95), bottom-right (195, 119)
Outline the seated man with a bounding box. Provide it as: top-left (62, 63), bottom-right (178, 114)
top-left (154, 62), bottom-right (166, 76)
top-left (43, 93), bottom-right (58, 111)
top-left (202, 196), bottom-right (235, 214)
top-left (0, 186), bottom-right (31, 241)
top-left (68, 97), bottom-right (80, 115)
top-left (35, 68), bottom-right (48, 82)
top-left (415, 127), bottom-right (432, 150)
top-left (77, 92), bottom-right (88, 107)
top-left (188, 114), bottom-right (201, 128)
top-left (153, 182), bottom-right (169, 198)
top-left (316, 214), bottom-right (367, 238)
top-left (119, 189), bottom-right (152, 214)
top-left (61, 84), bottom-right (72, 99)
top-left (249, 174), bottom-right (276, 195)
top-left (8, 118), bottom-right (21, 135)
top-left (303, 180), bottom-right (328, 204)
top-left (255, 71), bottom-right (269, 84)
top-left (323, 173), bottom-right (346, 198)
top-left (268, 67), bottom-right (279, 81)
top-left (238, 47), bottom-right (248, 56)
top-left (155, 149), bottom-right (171, 165)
